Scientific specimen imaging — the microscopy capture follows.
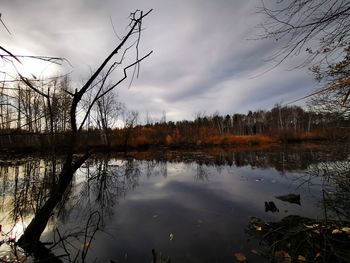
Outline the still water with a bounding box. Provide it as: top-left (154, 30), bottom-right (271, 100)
top-left (0, 144), bottom-right (348, 262)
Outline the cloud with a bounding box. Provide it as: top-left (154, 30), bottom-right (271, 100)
top-left (1, 0), bottom-right (316, 122)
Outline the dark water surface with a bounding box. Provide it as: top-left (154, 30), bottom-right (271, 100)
top-left (0, 144), bottom-right (348, 262)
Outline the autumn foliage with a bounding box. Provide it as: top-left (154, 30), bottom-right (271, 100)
top-left (0, 105), bottom-right (348, 152)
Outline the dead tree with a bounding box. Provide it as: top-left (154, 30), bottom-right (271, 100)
top-left (259, 0), bottom-right (350, 107)
top-left (14, 9), bottom-right (152, 261)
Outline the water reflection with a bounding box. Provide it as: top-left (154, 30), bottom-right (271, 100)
top-left (124, 143), bottom-right (348, 172)
top-left (68, 158), bottom-right (142, 225)
top-left (0, 144), bottom-right (348, 262)
top-left (245, 149), bottom-right (350, 263)
top-left (308, 160), bottom-right (350, 220)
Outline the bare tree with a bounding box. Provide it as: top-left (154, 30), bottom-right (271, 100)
top-left (13, 9), bottom-right (153, 261)
top-left (121, 109), bottom-right (139, 151)
top-left (260, 0), bottom-right (350, 107)
top-left (95, 91), bottom-right (123, 147)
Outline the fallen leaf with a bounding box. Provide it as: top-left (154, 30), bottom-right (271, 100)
top-left (332, 229), bottom-right (342, 234)
top-left (297, 255), bottom-right (306, 261)
top-left (233, 252), bottom-right (247, 262)
top-left (275, 250), bottom-right (291, 263)
top-left (304, 224), bottom-right (319, 229)
top-left (255, 225), bottom-right (262, 232)
top-left (314, 252), bottom-right (321, 259)
top-left (251, 249), bottom-right (260, 255)
top-left (341, 227), bottom-right (350, 234)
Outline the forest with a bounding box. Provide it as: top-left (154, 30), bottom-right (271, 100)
top-left (1, 73), bottom-right (349, 152)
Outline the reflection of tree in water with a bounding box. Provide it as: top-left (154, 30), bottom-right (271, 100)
top-left (159, 161), bottom-right (168, 178)
top-left (126, 144), bottom-right (348, 172)
top-left (224, 144), bottom-right (348, 173)
top-left (40, 157), bottom-right (144, 235)
top-left (308, 160), bottom-right (350, 221)
top-left (0, 158), bottom-right (63, 221)
top-left (51, 157), bottom-right (145, 262)
top-left (195, 163), bottom-right (209, 182)
top-left (1, 157), bottom-right (169, 237)
top-left (124, 159), bottom-right (142, 190)
top-left (145, 160), bottom-right (158, 178)
top-left (247, 146), bottom-right (350, 262)
top-left (0, 144), bottom-right (349, 262)
top-left (233, 149), bottom-right (316, 172)
top-left (78, 158), bottom-right (141, 223)
top-left (144, 160), bottom-right (168, 179)
top-left (0, 157), bottom-right (70, 262)
top-left (0, 157), bottom-right (147, 262)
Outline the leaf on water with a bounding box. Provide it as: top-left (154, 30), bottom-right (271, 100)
top-left (332, 229), bottom-right (342, 234)
top-left (233, 252), bottom-right (247, 262)
top-left (251, 249), bottom-right (260, 255)
top-left (255, 225), bottom-right (262, 232)
top-left (274, 250), bottom-right (291, 263)
top-left (341, 227), bottom-right (350, 234)
top-left (304, 224), bottom-right (319, 229)
top-left (332, 227), bottom-right (350, 234)
top-left (314, 252), bottom-right (321, 259)
top-left (298, 255), bottom-right (306, 261)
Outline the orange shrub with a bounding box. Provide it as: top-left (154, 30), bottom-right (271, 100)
top-left (203, 134), bottom-right (276, 146)
top-left (165, 134), bottom-right (173, 145)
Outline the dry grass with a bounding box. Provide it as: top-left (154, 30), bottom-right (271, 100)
top-left (273, 129), bottom-right (328, 142)
top-left (202, 134), bottom-right (277, 146)
top-left (97, 130), bottom-right (327, 149)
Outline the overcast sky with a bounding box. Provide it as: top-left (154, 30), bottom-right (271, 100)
top-left (1, 0), bottom-right (316, 122)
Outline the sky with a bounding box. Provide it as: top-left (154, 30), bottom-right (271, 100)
top-left (1, 0), bottom-right (317, 122)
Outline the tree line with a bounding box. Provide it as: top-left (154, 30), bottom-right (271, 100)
top-left (1, 71), bottom-right (349, 151)
top-left (126, 104), bottom-right (349, 148)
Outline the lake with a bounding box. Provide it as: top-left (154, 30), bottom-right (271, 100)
top-left (0, 143), bottom-right (349, 262)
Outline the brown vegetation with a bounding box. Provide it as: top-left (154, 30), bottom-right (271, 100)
top-left (0, 109), bottom-right (346, 153)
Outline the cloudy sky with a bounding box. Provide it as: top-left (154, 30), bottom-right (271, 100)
top-left (1, 0), bottom-right (316, 122)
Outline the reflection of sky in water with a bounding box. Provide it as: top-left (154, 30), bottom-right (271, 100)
top-left (69, 161), bottom-right (325, 263)
top-left (0, 152), bottom-right (338, 262)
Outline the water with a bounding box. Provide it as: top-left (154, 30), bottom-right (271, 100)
top-left (0, 144), bottom-right (348, 262)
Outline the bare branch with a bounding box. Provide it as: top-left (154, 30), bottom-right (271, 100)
top-left (0, 13), bottom-right (11, 34)
top-left (0, 46), bottom-right (22, 64)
